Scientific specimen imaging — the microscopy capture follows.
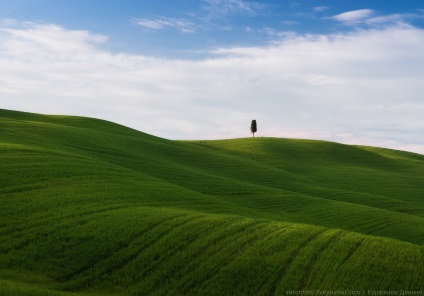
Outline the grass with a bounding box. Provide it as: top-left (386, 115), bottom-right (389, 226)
top-left (0, 108), bottom-right (423, 295)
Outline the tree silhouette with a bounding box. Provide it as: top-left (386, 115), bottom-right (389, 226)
top-left (250, 120), bottom-right (257, 137)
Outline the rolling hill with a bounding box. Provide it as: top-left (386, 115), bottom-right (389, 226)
top-left (0, 108), bottom-right (423, 295)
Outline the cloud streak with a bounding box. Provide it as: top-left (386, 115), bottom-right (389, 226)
top-left (331, 9), bottom-right (375, 23)
top-left (134, 17), bottom-right (196, 33)
top-left (313, 6), bottom-right (330, 13)
top-left (203, 0), bottom-right (266, 16)
top-left (331, 9), bottom-right (424, 27)
top-left (1, 21), bottom-right (424, 154)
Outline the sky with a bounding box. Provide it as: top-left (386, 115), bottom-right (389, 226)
top-left (1, 1), bottom-right (424, 154)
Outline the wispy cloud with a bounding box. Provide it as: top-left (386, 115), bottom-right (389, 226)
top-left (1, 21), bottom-right (424, 154)
top-left (0, 23), bottom-right (107, 56)
top-left (313, 6), bottom-right (330, 13)
top-left (331, 9), bottom-right (423, 27)
top-left (133, 1), bottom-right (267, 36)
top-left (134, 17), bottom-right (196, 33)
top-left (365, 13), bottom-right (418, 26)
top-left (203, 0), bottom-right (266, 16)
top-left (133, 0), bottom-right (271, 36)
top-left (0, 18), bottom-right (18, 26)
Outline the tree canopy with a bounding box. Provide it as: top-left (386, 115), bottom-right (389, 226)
top-left (250, 120), bottom-right (257, 137)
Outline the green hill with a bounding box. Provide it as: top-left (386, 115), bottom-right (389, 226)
top-left (0, 109), bottom-right (423, 295)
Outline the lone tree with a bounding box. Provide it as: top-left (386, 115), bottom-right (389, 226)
top-left (250, 120), bottom-right (257, 137)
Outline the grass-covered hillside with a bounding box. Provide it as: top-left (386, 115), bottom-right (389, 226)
top-left (0, 109), bottom-right (423, 295)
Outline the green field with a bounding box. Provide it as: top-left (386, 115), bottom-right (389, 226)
top-left (0, 108), bottom-right (423, 295)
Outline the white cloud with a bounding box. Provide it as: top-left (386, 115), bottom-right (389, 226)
top-left (0, 18), bottom-right (18, 26)
top-left (0, 23), bottom-right (107, 57)
top-left (331, 9), bottom-right (374, 23)
top-left (1, 22), bottom-right (424, 154)
top-left (134, 17), bottom-right (196, 33)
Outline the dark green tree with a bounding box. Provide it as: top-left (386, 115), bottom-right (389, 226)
top-left (250, 120), bottom-right (257, 137)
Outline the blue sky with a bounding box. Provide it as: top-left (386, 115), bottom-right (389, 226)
top-left (2, 0), bottom-right (424, 56)
top-left (1, 1), bottom-right (424, 153)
